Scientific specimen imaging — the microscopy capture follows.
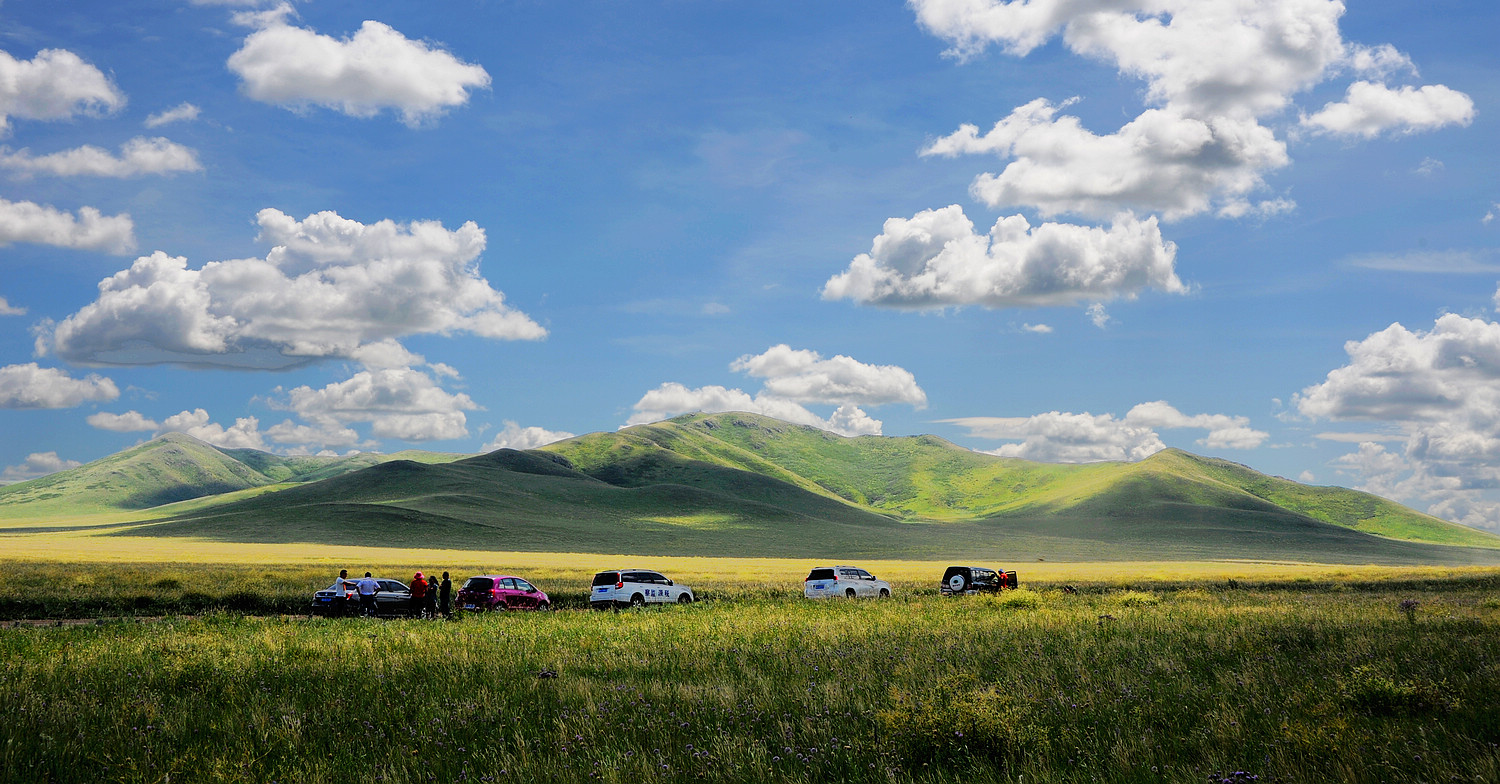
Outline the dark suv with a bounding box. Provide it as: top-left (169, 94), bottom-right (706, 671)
top-left (940, 566), bottom-right (1017, 596)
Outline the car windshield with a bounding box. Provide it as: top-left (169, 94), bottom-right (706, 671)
top-left (462, 577), bottom-right (494, 592)
top-left (592, 572), bottom-right (620, 586)
top-left (807, 569), bottom-right (835, 580)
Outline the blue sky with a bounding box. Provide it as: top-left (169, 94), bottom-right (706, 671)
top-left (3, 0), bottom-right (1499, 530)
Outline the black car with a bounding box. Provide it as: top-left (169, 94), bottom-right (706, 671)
top-left (310, 578), bottom-right (415, 616)
top-left (940, 566), bottom-right (1018, 596)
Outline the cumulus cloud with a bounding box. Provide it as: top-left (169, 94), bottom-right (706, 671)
top-left (944, 400), bottom-right (1267, 462)
top-left (729, 344), bottom-right (927, 408)
top-left (1021, 323), bottom-right (1052, 334)
top-left (0, 48), bottom-right (124, 133)
top-left (850, 2), bottom-right (1474, 319)
top-left (227, 7), bottom-right (491, 125)
top-left (1302, 81), bottom-right (1475, 138)
top-left (157, 408), bottom-right (267, 450)
top-left (626, 345), bottom-right (925, 437)
top-left (0, 296), bottom-right (23, 316)
top-left (144, 103), bottom-right (201, 128)
top-left (1296, 312), bottom-right (1500, 529)
top-left (482, 421), bottom-right (576, 452)
top-left (824, 205), bottom-right (1183, 310)
top-left (0, 137), bottom-right (203, 178)
top-left (0, 363), bottom-right (118, 408)
top-left (924, 101), bottom-right (1290, 220)
top-left (264, 420), bottom-right (363, 450)
top-left (49, 209), bottom-right (544, 368)
top-left (86, 410), bottom-right (158, 432)
top-left (280, 367), bottom-right (478, 442)
top-left (628, 383), bottom-right (884, 437)
top-left (2, 452), bottom-right (82, 484)
top-left (0, 198), bottom-right (135, 254)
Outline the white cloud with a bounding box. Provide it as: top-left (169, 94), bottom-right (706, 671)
top-left (1, 452), bottom-right (82, 484)
top-left (227, 8), bottom-right (490, 126)
top-left (281, 367), bottom-right (477, 442)
top-left (948, 411), bottom-right (1166, 463)
top-left (823, 205), bottom-right (1184, 310)
top-left (1298, 470), bottom-right (1316, 483)
top-left (0, 198), bottom-right (136, 254)
top-left (861, 1), bottom-right (1473, 321)
top-left (1125, 400), bottom-right (1270, 450)
top-left (0, 47), bottom-right (124, 133)
top-left (49, 209), bottom-right (544, 368)
top-left (1085, 303), bottom-right (1110, 329)
top-left (0, 137), bottom-right (203, 178)
top-left (729, 344), bottom-right (927, 408)
top-left (482, 421), bottom-right (576, 452)
top-left (0, 296), bottom-right (23, 315)
top-left (1485, 204), bottom-right (1498, 225)
top-left (627, 383), bottom-right (884, 437)
top-left (144, 102), bottom-right (201, 128)
top-left (627, 346), bottom-right (927, 437)
top-left (1302, 81), bottom-right (1475, 139)
top-left (264, 420), bottom-right (363, 450)
top-left (1415, 157), bottom-right (1443, 176)
top-left (924, 101), bottom-right (1290, 221)
top-left (0, 363), bottom-right (118, 408)
top-left (87, 410), bottom-right (158, 432)
top-left (1021, 322), bottom-right (1052, 334)
top-left (158, 408), bottom-right (267, 450)
top-left (944, 400), bottom-right (1267, 462)
top-left (1297, 312), bottom-right (1500, 529)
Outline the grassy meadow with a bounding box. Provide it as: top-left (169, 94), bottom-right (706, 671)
top-left (2, 558), bottom-right (1499, 783)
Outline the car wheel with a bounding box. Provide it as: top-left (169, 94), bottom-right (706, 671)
top-left (537, 601), bottom-right (551, 611)
top-left (845, 588), bottom-right (857, 599)
top-left (879, 588), bottom-right (890, 599)
top-left (677, 593), bottom-right (692, 604)
top-left (630, 593), bottom-right (645, 607)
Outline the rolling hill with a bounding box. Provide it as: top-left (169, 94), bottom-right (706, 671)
top-left (18, 411), bottom-right (1492, 564)
top-left (0, 433), bottom-right (466, 524)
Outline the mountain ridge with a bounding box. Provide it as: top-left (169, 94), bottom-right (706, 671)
top-left (5, 412), bottom-right (1499, 562)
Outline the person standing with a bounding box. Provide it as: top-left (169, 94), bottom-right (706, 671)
top-left (356, 572), bottom-right (380, 617)
top-left (425, 571), bottom-right (439, 619)
top-left (438, 572), bottom-right (453, 619)
top-left (334, 568), bottom-right (353, 616)
top-left (410, 572), bottom-right (429, 619)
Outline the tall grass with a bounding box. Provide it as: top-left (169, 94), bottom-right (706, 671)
top-left (3, 578), bottom-right (1499, 783)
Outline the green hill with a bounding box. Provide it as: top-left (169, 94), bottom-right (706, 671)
top-left (0, 434), bottom-right (464, 524)
top-left (8, 412), bottom-right (1500, 563)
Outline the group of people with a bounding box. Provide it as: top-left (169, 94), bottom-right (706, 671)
top-left (334, 568), bottom-right (454, 619)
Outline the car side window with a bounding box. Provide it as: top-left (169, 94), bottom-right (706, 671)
top-left (621, 571), bottom-right (644, 583)
top-left (500, 578), bottom-right (518, 590)
top-left (857, 570), bottom-right (874, 580)
top-left (838, 569), bottom-right (857, 579)
top-left (646, 572), bottom-right (667, 585)
top-left (380, 580), bottom-right (407, 592)
top-left (515, 579), bottom-right (534, 592)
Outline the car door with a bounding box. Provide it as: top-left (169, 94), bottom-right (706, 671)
top-left (856, 569), bottom-right (876, 597)
top-left (377, 580), bottom-right (411, 615)
top-left (498, 577), bottom-right (522, 609)
top-left (513, 578), bottom-right (539, 608)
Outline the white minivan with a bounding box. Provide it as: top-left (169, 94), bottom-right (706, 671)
top-left (803, 565), bottom-right (891, 599)
top-left (590, 569), bottom-right (695, 608)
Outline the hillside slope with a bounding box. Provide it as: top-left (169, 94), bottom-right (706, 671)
top-left (0, 434), bottom-right (465, 524)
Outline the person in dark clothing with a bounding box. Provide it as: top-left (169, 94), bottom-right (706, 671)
top-left (426, 571), bottom-right (439, 618)
top-left (438, 572), bottom-right (453, 619)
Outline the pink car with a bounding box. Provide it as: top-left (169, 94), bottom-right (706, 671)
top-left (456, 574), bottom-right (552, 611)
